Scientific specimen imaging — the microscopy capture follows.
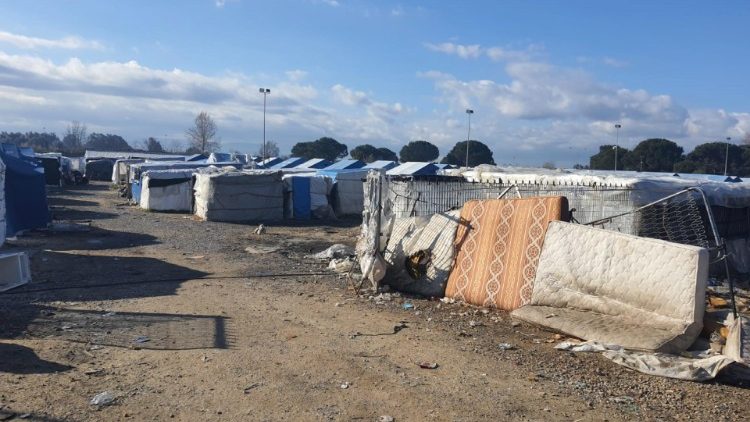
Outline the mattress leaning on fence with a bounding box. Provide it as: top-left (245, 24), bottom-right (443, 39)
top-left (444, 197), bottom-right (569, 310)
top-left (382, 210), bottom-right (461, 297)
top-left (511, 221), bottom-right (708, 353)
top-left (194, 171), bottom-right (284, 222)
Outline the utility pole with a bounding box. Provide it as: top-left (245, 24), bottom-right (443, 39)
top-left (465, 109), bottom-right (474, 168)
top-left (614, 123), bottom-right (622, 171)
top-left (724, 136), bottom-right (731, 176)
top-left (259, 88), bottom-right (271, 161)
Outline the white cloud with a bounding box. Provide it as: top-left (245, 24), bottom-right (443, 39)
top-left (0, 30), bottom-right (103, 50)
top-left (425, 41), bottom-right (541, 62)
top-left (285, 69), bottom-right (308, 81)
top-left (391, 5), bottom-right (404, 17)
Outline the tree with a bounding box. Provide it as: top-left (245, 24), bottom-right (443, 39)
top-left (350, 144), bottom-right (399, 163)
top-left (542, 162), bottom-right (556, 170)
top-left (441, 140), bottom-right (495, 167)
top-left (63, 121), bottom-right (86, 154)
top-left (85, 133), bottom-right (132, 151)
top-left (624, 138), bottom-right (683, 172)
top-left (185, 111), bottom-right (220, 153)
top-left (145, 137), bottom-right (164, 153)
top-left (589, 145), bottom-right (631, 170)
top-left (673, 142), bottom-right (749, 176)
top-left (291, 137), bottom-right (348, 161)
top-left (258, 140), bottom-right (280, 158)
top-left (399, 140), bottom-right (439, 162)
top-left (0, 131), bottom-right (63, 153)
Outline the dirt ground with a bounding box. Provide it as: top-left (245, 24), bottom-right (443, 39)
top-left (0, 182), bottom-right (748, 421)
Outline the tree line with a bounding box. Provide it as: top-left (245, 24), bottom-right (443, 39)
top-left (587, 138), bottom-right (750, 176)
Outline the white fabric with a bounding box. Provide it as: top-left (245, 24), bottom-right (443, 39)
top-left (511, 221), bottom-right (709, 353)
top-left (194, 170), bottom-right (284, 222)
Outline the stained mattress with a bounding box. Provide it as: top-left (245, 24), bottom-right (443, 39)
top-left (382, 210), bottom-right (461, 297)
top-left (444, 196), bottom-right (569, 310)
top-left (511, 221), bottom-right (708, 353)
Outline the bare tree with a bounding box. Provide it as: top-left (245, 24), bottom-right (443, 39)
top-left (258, 140), bottom-right (280, 158)
top-left (743, 133), bottom-right (750, 145)
top-left (185, 111), bottom-right (220, 153)
top-left (63, 121), bottom-right (87, 153)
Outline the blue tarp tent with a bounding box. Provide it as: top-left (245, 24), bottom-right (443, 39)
top-left (324, 159), bottom-right (365, 170)
top-left (0, 152), bottom-right (50, 236)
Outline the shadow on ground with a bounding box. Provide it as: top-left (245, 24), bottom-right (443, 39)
top-left (0, 342), bottom-right (73, 374)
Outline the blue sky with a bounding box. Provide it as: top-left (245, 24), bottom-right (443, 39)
top-left (0, 0), bottom-right (748, 165)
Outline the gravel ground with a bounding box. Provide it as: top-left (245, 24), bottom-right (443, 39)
top-left (0, 182), bottom-right (748, 421)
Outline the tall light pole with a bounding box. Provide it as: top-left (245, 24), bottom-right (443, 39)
top-left (614, 123), bottom-right (622, 171)
top-left (465, 109), bottom-right (474, 168)
top-left (724, 136), bottom-right (731, 176)
top-left (259, 88), bottom-right (271, 161)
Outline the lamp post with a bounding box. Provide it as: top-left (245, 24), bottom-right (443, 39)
top-left (259, 88), bottom-right (271, 161)
top-left (614, 123), bottom-right (622, 171)
top-left (724, 136), bottom-right (731, 176)
top-left (465, 109), bottom-right (474, 168)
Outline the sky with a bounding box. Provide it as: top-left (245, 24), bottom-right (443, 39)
top-left (0, 0), bottom-right (748, 166)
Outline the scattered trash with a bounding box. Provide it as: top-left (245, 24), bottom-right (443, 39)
top-left (90, 391), bottom-right (115, 407)
top-left (328, 257), bottom-right (355, 273)
top-left (497, 343), bottom-right (515, 351)
top-left (371, 293), bottom-right (393, 304)
top-left (402, 301), bottom-right (414, 310)
top-left (545, 313), bottom-right (557, 318)
top-left (309, 244), bottom-right (354, 260)
top-left (243, 383), bottom-right (262, 394)
top-left (102, 312), bottom-right (117, 317)
top-left (610, 396), bottom-right (635, 404)
top-left (351, 322), bottom-right (408, 338)
top-left (709, 296), bottom-right (729, 308)
top-left (133, 336), bottom-right (150, 344)
top-left (378, 416), bottom-right (395, 422)
top-left (469, 320), bottom-right (483, 328)
top-left (84, 369), bottom-right (103, 375)
top-left (440, 297), bottom-right (456, 304)
top-left (254, 224), bottom-right (266, 235)
top-left (186, 255), bottom-right (205, 260)
top-left (340, 382), bottom-right (350, 389)
top-left (510, 321), bottom-right (521, 327)
top-left (417, 362), bottom-right (438, 369)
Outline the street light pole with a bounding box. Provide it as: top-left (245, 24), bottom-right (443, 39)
top-left (465, 109), bottom-right (474, 168)
top-left (259, 88), bottom-right (271, 161)
top-left (614, 123), bottom-right (622, 171)
top-left (724, 136), bottom-right (731, 176)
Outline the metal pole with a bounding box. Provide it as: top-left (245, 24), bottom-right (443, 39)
top-left (724, 137), bottom-right (731, 176)
top-left (259, 88), bottom-right (270, 161)
top-left (614, 123), bottom-right (621, 171)
top-left (465, 109), bottom-right (473, 168)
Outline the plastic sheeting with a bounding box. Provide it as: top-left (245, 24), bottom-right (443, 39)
top-left (1, 152), bottom-right (49, 236)
top-left (194, 170), bottom-right (284, 222)
top-left (282, 174), bottom-right (333, 219)
top-left (318, 169), bottom-right (368, 217)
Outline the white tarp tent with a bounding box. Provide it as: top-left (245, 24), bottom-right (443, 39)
top-left (194, 170), bottom-right (284, 222)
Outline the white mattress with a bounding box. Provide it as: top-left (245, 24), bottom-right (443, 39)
top-left (511, 221), bottom-right (708, 353)
top-left (382, 210), bottom-right (460, 297)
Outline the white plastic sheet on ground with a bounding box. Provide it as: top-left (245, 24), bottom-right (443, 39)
top-left (555, 340), bottom-right (736, 381)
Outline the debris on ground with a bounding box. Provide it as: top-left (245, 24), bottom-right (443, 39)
top-left (243, 383), bottom-right (262, 394)
top-left (497, 343), bottom-right (515, 351)
top-left (402, 301), bottom-right (414, 310)
top-left (328, 257), bottom-right (355, 273)
top-left (378, 416), bottom-right (395, 422)
top-left (254, 224), bottom-right (266, 235)
top-left (90, 391), bottom-right (115, 407)
top-left (309, 244), bottom-right (354, 259)
top-left (417, 362), bottom-right (438, 369)
top-left (133, 336), bottom-right (150, 344)
top-left (340, 382), bottom-right (350, 389)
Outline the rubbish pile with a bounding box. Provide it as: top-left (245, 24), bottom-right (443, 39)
top-left (355, 192), bottom-right (750, 382)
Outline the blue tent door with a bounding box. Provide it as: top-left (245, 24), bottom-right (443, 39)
top-left (291, 177), bottom-right (311, 220)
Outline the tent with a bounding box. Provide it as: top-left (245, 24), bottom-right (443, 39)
top-left (386, 162), bottom-right (439, 176)
top-left (85, 159), bottom-right (116, 181)
top-left (296, 158), bottom-right (332, 169)
top-left (270, 157), bottom-right (307, 169)
top-left (0, 151), bottom-right (49, 236)
top-left (194, 170), bottom-right (284, 222)
top-left (129, 161), bottom-right (243, 203)
top-left (363, 160), bottom-right (398, 171)
top-left (324, 159), bottom-right (365, 170)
